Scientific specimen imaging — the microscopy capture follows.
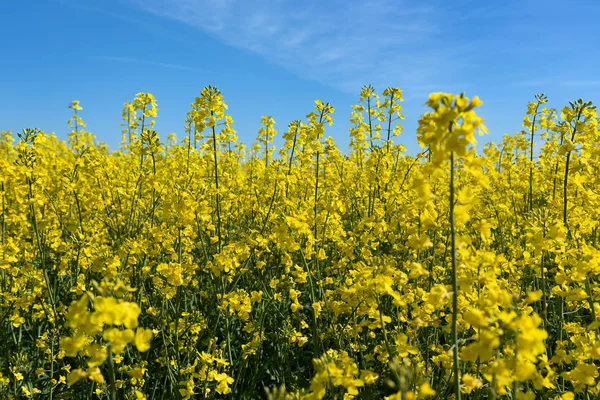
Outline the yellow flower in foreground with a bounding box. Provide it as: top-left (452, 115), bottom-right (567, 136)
top-left (461, 373), bottom-right (483, 394)
top-left (134, 328), bottom-right (153, 352)
top-left (103, 328), bottom-right (134, 354)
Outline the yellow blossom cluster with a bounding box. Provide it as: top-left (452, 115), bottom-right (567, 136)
top-left (0, 86), bottom-right (599, 399)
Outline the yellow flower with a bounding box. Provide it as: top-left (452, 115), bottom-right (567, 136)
top-left (312, 301), bottom-right (322, 319)
top-left (86, 344), bottom-right (107, 367)
top-left (69, 100), bottom-right (83, 111)
top-left (463, 308), bottom-right (488, 329)
top-left (67, 369), bottom-right (88, 385)
top-left (87, 367), bottom-right (104, 383)
top-left (135, 390), bottom-right (147, 400)
top-left (418, 381), bottom-right (436, 397)
top-left (103, 328), bottom-right (134, 354)
top-left (557, 392), bottom-right (575, 400)
top-left (461, 373), bottom-right (482, 394)
top-left (214, 373), bottom-right (234, 395)
top-left (129, 367), bottom-right (146, 380)
top-left (134, 328), bottom-right (153, 352)
top-left (60, 333), bottom-right (88, 357)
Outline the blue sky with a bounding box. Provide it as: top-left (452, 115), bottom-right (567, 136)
top-left (1, 0), bottom-right (599, 153)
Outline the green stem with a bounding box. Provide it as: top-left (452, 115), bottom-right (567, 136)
top-left (528, 102), bottom-right (541, 213)
top-left (449, 149), bottom-right (461, 400)
top-left (107, 345), bottom-right (117, 400)
top-left (563, 108), bottom-right (583, 230)
top-left (211, 112), bottom-right (222, 253)
top-left (386, 92), bottom-right (395, 153)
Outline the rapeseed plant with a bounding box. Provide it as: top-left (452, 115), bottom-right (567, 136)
top-left (1, 86), bottom-right (599, 399)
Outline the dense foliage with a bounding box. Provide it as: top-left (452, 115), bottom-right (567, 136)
top-left (1, 85), bottom-right (599, 399)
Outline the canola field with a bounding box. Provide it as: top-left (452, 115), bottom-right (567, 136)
top-left (0, 86), bottom-right (599, 399)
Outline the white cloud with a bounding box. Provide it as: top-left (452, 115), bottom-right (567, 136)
top-left (511, 80), bottom-right (547, 88)
top-left (90, 55), bottom-right (203, 72)
top-left (560, 80), bottom-right (600, 88)
top-left (127, 0), bottom-right (491, 95)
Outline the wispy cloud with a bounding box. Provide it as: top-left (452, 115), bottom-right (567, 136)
top-left (52, 0), bottom-right (195, 45)
top-left (127, 0), bottom-right (501, 95)
top-left (125, 0), bottom-right (600, 100)
top-left (560, 80), bottom-right (600, 88)
top-left (512, 79), bottom-right (600, 89)
top-left (511, 80), bottom-right (547, 88)
top-left (89, 55), bottom-right (203, 72)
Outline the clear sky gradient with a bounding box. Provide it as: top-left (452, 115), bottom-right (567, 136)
top-left (2, 0), bottom-right (599, 153)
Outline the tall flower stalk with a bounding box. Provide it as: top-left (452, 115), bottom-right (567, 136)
top-left (418, 93), bottom-right (487, 399)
